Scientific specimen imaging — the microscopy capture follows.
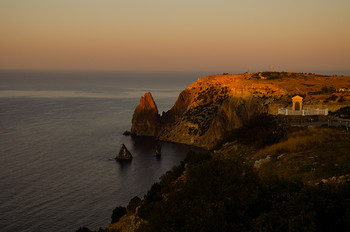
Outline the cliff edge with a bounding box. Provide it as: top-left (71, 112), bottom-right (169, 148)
top-left (130, 72), bottom-right (350, 149)
top-left (130, 75), bottom-right (270, 149)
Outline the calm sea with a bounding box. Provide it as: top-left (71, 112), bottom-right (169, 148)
top-left (1, 70), bottom-right (349, 232)
top-left (0, 70), bottom-right (208, 232)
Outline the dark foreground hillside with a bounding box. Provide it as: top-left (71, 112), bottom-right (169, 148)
top-left (75, 115), bottom-right (350, 232)
top-left (133, 153), bottom-right (350, 232)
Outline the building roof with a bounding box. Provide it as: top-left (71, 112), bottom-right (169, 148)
top-left (292, 95), bottom-right (303, 100)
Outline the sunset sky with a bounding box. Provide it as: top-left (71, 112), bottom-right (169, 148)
top-left (1, 0), bottom-right (349, 72)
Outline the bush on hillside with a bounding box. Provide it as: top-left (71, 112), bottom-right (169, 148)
top-left (215, 113), bottom-right (287, 150)
top-left (135, 151), bottom-right (350, 232)
top-left (111, 206), bottom-right (127, 224)
top-left (127, 196), bottom-right (141, 213)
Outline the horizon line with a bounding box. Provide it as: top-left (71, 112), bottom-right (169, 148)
top-left (1, 68), bottom-right (350, 72)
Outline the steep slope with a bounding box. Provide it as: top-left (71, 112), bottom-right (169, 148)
top-left (106, 127), bottom-right (350, 232)
top-left (130, 72), bottom-right (350, 149)
top-left (131, 75), bottom-right (275, 148)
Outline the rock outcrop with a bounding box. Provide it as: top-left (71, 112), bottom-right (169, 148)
top-left (155, 143), bottom-right (162, 156)
top-left (122, 130), bottom-right (131, 136)
top-left (116, 144), bottom-right (133, 160)
top-left (131, 92), bottom-right (160, 137)
top-left (157, 96), bottom-right (267, 149)
top-left (129, 72), bottom-right (350, 149)
top-left (130, 76), bottom-right (268, 149)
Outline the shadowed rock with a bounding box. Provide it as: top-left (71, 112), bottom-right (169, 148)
top-left (123, 130), bottom-right (131, 136)
top-left (116, 144), bottom-right (133, 160)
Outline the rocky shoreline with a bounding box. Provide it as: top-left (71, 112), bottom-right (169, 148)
top-left (130, 72), bottom-right (350, 149)
top-left (77, 72), bottom-right (350, 232)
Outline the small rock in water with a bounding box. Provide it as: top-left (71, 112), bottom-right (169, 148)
top-left (155, 143), bottom-right (162, 156)
top-left (116, 144), bottom-right (133, 160)
top-left (123, 130), bottom-right (131, 136)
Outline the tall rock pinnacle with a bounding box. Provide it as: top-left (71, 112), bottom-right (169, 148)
top-left (131, 92), bottom-right (160, 136)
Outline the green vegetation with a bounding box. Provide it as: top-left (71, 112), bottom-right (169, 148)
top-left (338, 96), bottom-right (346, 102)
top-left (111, 206), bottom-right (127, 224)
top-left (127, 196), bottom-right (141, 213)
top-left (331, 106), bottom-right (350, 118)
top-left (134, 150), bottom-right (350, 232)
top-left (251, 72), bottom-right (331, 80)
top-left (309, 86), bottom-right (337, 95)
top-left (253, 127), bottom-right (350, 184)
top-left (81, 114), bottom-right (350, 232)
top-left (324, 94), bottom-right (338, 103)
top-left (131, 122), bottom-right (349, 231)
top-left (251, 72), bottom-right (300, 80)
top-left (194, 85), bottom-right (229, 105)
top-left (215, 114), bottom-right (287, 150)
top-left (182, 103), bottom-right (218, 136)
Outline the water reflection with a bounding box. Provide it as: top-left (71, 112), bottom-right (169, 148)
top-left (115, 159), bottom-right (132, 172)
top-left (129, 136), bottom-right (159, 155)
top-left (128, 135), bottom-right (205, 158)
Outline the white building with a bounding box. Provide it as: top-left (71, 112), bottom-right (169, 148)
top-left (278, 95), bottom-right (328, 116)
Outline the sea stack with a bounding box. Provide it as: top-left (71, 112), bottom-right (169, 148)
top-left (155, 143), bottom-right (162, 156)
top-left (116, 144), bottom-right (133, 160)
top-left (131, 92), bottom-right (160, 137)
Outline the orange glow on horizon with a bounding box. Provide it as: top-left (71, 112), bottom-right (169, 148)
top-left (1, 0), bottom-right (349, 71)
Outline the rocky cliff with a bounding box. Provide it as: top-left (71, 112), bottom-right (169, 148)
top-left (130, 75), bottom-right (271, 149)
top-left (131, 92), bottom-right (160, 137)
top-left (130, 72), bottom-right (350, 149)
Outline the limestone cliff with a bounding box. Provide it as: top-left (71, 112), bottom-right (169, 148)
top-left (130, 72), bottom-right (350, 149)
top-left (131, 92), bottom-right (160, 137)
top-left (130, 75), bottom-right (270, 149)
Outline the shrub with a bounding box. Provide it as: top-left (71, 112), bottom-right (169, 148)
top-left (338, 96), bottom-right (345, 102)
top-left (183, 151), bottom-right (211, 165)
top-left (127, 196), bottom-right (141, 213)
top-left (215, 113), bottom-right (287, 149)
top-left (137, 183), bottom-right (163, 220)
top-left (326, 94), bottom-right (338, 101)
top-left (321, 86), bottom-right (336, 94)
top-left (256, 127), bottom-right (329, 157)
top-left (111, 206), bottom-right (127, 224)
top-left (136, 152), bottom-right (350, 232)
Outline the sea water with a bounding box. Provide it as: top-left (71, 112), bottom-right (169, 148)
top-left (2, 69), bottom-right (349, 231)
top-left (0, 70), bottom-right (207, 232)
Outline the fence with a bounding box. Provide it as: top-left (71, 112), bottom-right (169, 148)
top-left (278, 108), bottom-right (328, 116)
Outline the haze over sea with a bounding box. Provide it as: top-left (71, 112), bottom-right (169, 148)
top-left (0, 70), bottom-right (349, 232)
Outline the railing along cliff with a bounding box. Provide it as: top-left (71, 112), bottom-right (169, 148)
top-left (278, 108), bottom-right (328, 116)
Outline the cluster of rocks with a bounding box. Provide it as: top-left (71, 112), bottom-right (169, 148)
top-left (254, 155), bottom-right (271, 169)
top-left (115, 143), bottom-right (162, 161)
top-left (130, 88), bottom-right (266, 149)
top-left (129, 73), bottom-right (349, 149)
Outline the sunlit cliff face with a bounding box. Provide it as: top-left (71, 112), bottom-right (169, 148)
top-left (130, 72), bottom-right (350, 148)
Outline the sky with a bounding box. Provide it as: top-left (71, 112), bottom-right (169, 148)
top-left (0, 0), bottom-right (349, 72)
